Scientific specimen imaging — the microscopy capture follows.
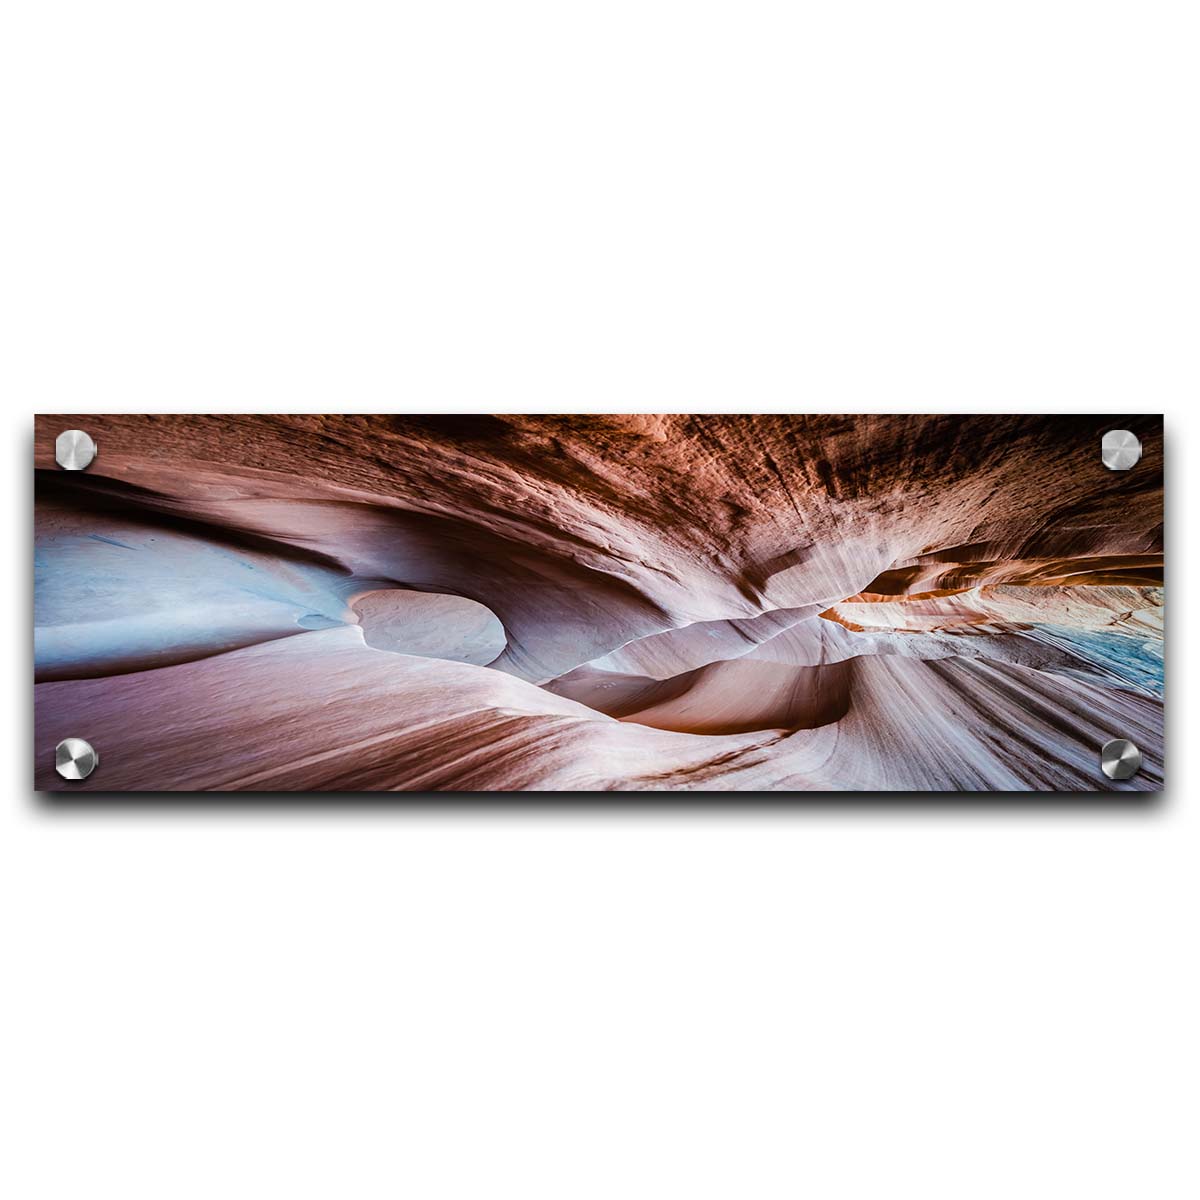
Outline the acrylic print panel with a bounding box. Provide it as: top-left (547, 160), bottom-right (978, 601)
top-left (33, 414), bottom-right (1164, 793)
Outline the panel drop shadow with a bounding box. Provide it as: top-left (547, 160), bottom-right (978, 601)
top-left (34, 785), bottom-right (1165, 816)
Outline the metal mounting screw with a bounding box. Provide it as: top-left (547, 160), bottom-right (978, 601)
top-left (55, 429), bottom-right (97, 471)
top-left (55, 738), bottom-right (99, 781)
top-left (1100, 738), bottom-right (1141, 781)
top-left (1101, 429), bottom-right (1141, 471)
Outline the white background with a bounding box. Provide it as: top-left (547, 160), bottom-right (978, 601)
top-left (2, 3), bottom-right (1197, 1197)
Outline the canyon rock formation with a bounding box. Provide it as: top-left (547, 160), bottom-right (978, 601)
top-left (34, 414), bottom-right (1164, 792)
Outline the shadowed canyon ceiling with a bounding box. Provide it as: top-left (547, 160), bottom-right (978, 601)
top-left (34, 414), bottom-right (1163, 793)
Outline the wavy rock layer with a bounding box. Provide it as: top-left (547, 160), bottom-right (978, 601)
top-left (33, 414), bottom-right (1164, 792)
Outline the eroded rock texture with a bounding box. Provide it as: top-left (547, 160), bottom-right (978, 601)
top-left (33, 414), bottom-right (1164, 792)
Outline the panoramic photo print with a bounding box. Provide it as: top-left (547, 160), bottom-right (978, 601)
top-left (34, 414), bottom-right (1164, 792)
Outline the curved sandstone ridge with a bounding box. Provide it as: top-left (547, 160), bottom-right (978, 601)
top-left (33, 414), bottom-right (1164, 791)
top-left (547, 658), bottom-right (854, 735)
